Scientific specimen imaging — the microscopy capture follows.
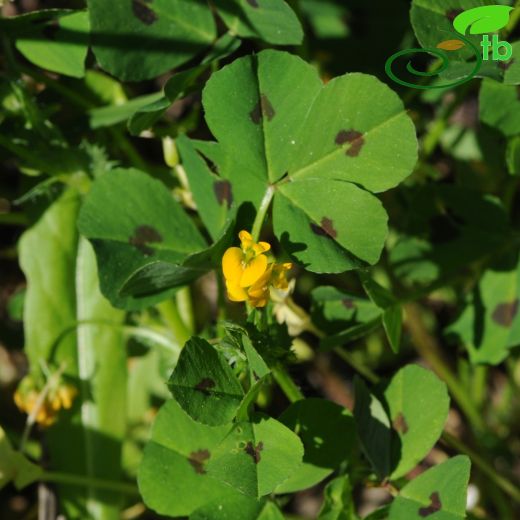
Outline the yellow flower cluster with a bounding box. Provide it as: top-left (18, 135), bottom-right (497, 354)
top-left (14, 377), bottom-right (77, 427)
top-left (222, 230), bottom-right (292, 308)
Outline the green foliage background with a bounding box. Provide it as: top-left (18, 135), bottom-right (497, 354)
top-left (1, 0), bottom-right (520, 519)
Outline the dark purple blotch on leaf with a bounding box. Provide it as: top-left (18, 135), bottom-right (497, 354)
top-left (418, 492), bottom-right (442, 517)
top-left (129, 225), bottom-right (163, 256)
top-left (246, 0), bottom-right (260, 7)
top-left (188, 449), bottom-right (210, 474)
top-left (335, 129), bottom-right (365, 157)
top-left (42, 19), bottom-right (60, 40)
top-left (342, 299), bottom-right (356, 309)
top-left (499, 59), bottom-right (515, 71)
top-left (492, 300), bottom-right (519, 327)
top-left (195, 378), bottom-right (216, 396)
top-left (446, 9), bottom-right (463, 22)
top-left (250, 94), bottom-right (276, 124)
top-left (214, 180), bottom-right (233, 208)
top-left (244, 441), bottom-right (264, 464)
top-left (393, 412), bottom-right (409, 434)
top-left (132, 0), bottom-right (158, 25)
top-left (311, 217), bottom-right (338, 239)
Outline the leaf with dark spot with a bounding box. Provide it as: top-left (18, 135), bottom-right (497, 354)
top-left (42, 20), bottom-right (60, 40)
top-left (249, 94), bottom-right (276, 124)
top-left (195, 378), bottom-right (216, 396)
top-left (129, 225), bottom-right (163, 256)
top-left (132, 0), bottom-right (158, 25)
top-left (446, 9), bottom-right (463, 22)
top-left (188, 449), bottom-right (210, 474)
top-left (335, 129), bottom-right (365, 157)
top-left (392, 412), bottom-right (409, 435)
top-left (418, 491), bottom-right (442, 517)
top-left (213, 180), bottom-right (233, 208)
top-left (246, 0), bottom-right (260, 7)
top-left (244, 441), bottom-right (264, 464)
top-left (499, 58), bottom-right (515, 71)
top-left (492, 300), bottom-right (519, 327)
top-left (342, 299), bottom-right (356, 309)
top-left (310, 217), bottom-right (337, 239)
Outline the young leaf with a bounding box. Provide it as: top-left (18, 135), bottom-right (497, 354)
top-left (388, 456), bottom-right (471, 519)
top-left (202, 50), bottom-right (417, 273)
top-left (88, 0), bottom-right (216, 81)
top-left (277, 398), bottom-right (357, 493)
top-left (383, 365), bottom-right (450, 480)
top-left (168, 337), bottom-right (244, 426)
top-left (318, 475), bottom-right (359, 520)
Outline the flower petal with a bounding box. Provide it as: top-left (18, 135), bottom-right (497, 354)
top-left (240, 254), bottom-right (268, 287)
top-left (226, 280), bottom-right (248, 302)
top-left (239, 230), bottom-right (254, 250)
top-left (222, 247), bottom-right (244, 282)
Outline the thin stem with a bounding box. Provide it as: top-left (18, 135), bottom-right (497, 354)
top-left (272, 365), bottom-right (304, 403)
top-left (441, 432), bottom-right (520, 504)
top-left (176, 286), bottom-right (195, 334)
top-left (157, 299), bottom-right (191, 346)
top-left (251, 185), bottom-right (275, 242)
top-left (334, 348), bottom-right (379, 384)
top-left (404, 303), bottom-right (485, 431)
top-left (502, 0), bottom-right (520, 39)
top-left (40, 471), bottom-right (138, 495)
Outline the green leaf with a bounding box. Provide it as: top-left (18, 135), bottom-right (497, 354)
top-left (215, 0), bottom-right (303, 45)
top-left (300, 0), bottom-right (350, 39)
top-left (388, 456), bottom-right (471, 520)
top-left (383, 365), bottom-right (450, 480)
top-left (177, 134), bottom-right (231, 241)
top-left (447, 255), bottom-right (520, 365)
top-left (359, 273), bottom-right (402, 353)
top-left (202, 50), bottom-right (417, 273)
top-left (318, 475), bottom-right (359, 520)
top-left (77, 168), bottom-right (215, 310)
top-left (138, 400), bottom-right (303, 516)
top-left (453, 5), bottom-right (513, 35)
top-left (88, 0), bottom-right (216, 81)
top-left (168, 337), bottom-right (244, 426)
top-left (411, 0), bottom-right (492, 62)
top-left (19, 191), bottom-right (127, 519)
top-left (138, 399), bottom-right (244, 517)
top-left (277, 398), bottom-right (357, 493)
top-left (89, 92), bottom-right (164, 129)
top-left (506, 135), bottom-right (520, 175)
top-left (190, 495), bottom-right (283, 520)
top-left (0, 425), bottom-right (42, 490)
top-left (15, 11), bottom-right (89, 78)
top-left (480, 78), bottom-right (520, 137)
top-left (353, 377), bottom-right (392, 480)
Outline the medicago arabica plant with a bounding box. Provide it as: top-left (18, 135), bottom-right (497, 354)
top-left (1, 1), bottom-right (520, 519)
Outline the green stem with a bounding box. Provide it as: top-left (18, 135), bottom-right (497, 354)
top-left (40, 471), bottom-right (138, 495)
top-left (503, 0), bottom-right (520, 39)
top-left (272, 365), bottom-right (304, 403)
top-left (251, 185), bottom-right (275, 242)
top-left (157, 299), bottom-right (191, 346)
top-left (441, 432), bottom-right (520, 504)
top-left (334, 348), bottom-right (379, 384)
top-left (176, 286), bottom-right (195, 334)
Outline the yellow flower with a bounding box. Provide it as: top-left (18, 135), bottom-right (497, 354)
top-left (222, 231), bottom-right (292, 308)
top-left (222, 230), bottom-right (271, 288)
